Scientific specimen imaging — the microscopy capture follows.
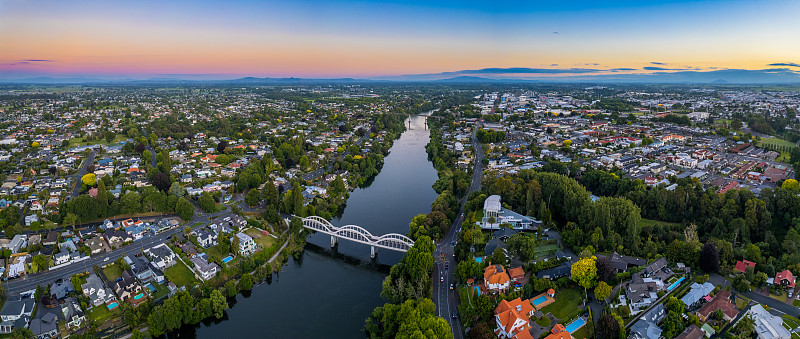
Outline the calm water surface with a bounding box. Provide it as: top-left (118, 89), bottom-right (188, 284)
top-left (178, 115), bottom-right (437, 338)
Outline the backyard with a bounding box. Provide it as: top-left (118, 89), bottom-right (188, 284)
top-left (102, 263), bottom-right (123, 281)
top-left (164, 261), bottom-right (198, 288)
top-left (87, 305), bottom-right (120, 324)
top-left (245, 228), bottom-right (275, 248)
top-left (540, 288), bottom-right (584, 320)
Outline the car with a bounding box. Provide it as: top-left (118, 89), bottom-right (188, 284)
top-left (440, 275), bottom-right (444, 282)
top-left (445, 264), bottom-right (449, 269)
top-left (450, 283), bottom-right (454, 290)
top-left (103, 257), bottom-right (109, 262)
top-left (452, 312), bottom-right (457, 318)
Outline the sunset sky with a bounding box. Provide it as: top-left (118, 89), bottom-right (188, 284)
top-left (1, 0), bottom-right (799, 80)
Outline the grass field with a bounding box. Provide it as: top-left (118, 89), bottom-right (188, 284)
top-left (758, 138), bottom-right (797, 149)
top-left (245, 228), bottom-right (275, 248)
top-left (149, 281), bottom-right (171, 300)
top-left (715, 119), bottom-right (733, 125)
top-left (572, 326), bottom-right (592, 339)
top-left (87, 305), bottom-right (119, 324)
top-left (103, 263), bottom-right (123, 281)
top-left (541, 288), bottom-right (583, 320)
top-left (535, 316), bottom-right (551, 327)
top-left (204, 244), bottom-right (230, 261)
top-left (164, 261), bottom-right (198, 288)
top-left (639, 218), bottom-right (681, 229)
top-left (68, 134), bottom-right (128, 148)
top-left (769, 289), bottom-right (788, 303)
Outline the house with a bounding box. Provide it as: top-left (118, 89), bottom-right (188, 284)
top-left (484, 264), bottom-right (511, 293)
top-left (104, 230), bottom-right (132, 248)
top-left (81, 273), bottom-right (116, 307)
top-left (144, 244), bottom-right (176, 269)
top-left (29, 312), bottom-right (58, 339)
top-left (626, 273), bottom-right (661, 310)
top-left (775, 270), bottom-right (796, 289)
top-left (629, 304), bottom-right (666, 339)
top-left (494, 298), bottom-right (535, 339)
top-left (675, 324), bottom-right (705, 339)
top-left (236, 232), bottom-right (256, 256)
top-left (508, 267), bottom-right (525, 283)
top-left (735, 260), bottom-right (756, 273)
top-left (125, 255), bottom-right (155, 283)
top-left (113, 270), bottom-right (143, 303)
top-left (6, 235), bottom-right (27, 253)
top-left (86, 236), bottom-right (107, 254)
top-left (608, 252), bottom-right (647, 272)
top-left (537, 264), bottom-right (570, 280)
top-left (680, 282), bottom-right (715, 308)
top-left (190, 256), bottom-right (219, 281)
top-left (748, 304), bottom-right (791, 339)
top-left (196, 228), bottom-right (218, 248)
top-left (543, 324), bottom-right (571, 339)
top-left (480, 195), bottom-right (539, 230)
top-left (697, 290), bottom-right (738, 322)
top-left (641, 257), bottom-right (668, 278)
top-left (61, 297), bottom-right (85, 328)
top-left (50, 280), bottom-right (75, 300)
top-left (43, 232), bottom-right (58, 246)
top-left (0, 296), bottom-right (35, 333)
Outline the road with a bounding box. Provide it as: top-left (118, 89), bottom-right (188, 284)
top-left (433, 122), bottom-right (483, 338)
top-left (69, 150), bottom-right (97, 198)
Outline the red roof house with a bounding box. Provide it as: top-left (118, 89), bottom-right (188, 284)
top-left (776, 270), bottom-right (796, 288)
top-left (734, 260), bottom-right (755, 273)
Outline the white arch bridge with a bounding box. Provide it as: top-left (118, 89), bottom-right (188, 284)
top-left (300, 216), bottom-right (415, 257)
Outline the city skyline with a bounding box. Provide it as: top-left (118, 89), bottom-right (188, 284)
top-left (1, 0), bottom-right (799, 80)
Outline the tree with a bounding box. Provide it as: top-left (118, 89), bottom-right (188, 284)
top-left (491, 248), bottom-right (507, 266)
top-left (12, 328), bottom-right (34, 339)
top-left (152, 172), bottom-right (171, 192)
top-left (217, 140), bottom-right (228, 154)
top-left (81, 173), bottom-right (96, 187)
top-left (121, 192), bottom-right (141, 214)
top-left (198, 192), bottom-right (215, 213)
top-left (210, 289), bottom-right (227, 319)
top-left (30, 254), bottom-right (51, 273)
top-left (571, 256), bottom-right (598, 290)
top-left (245, 189), bottom-right (260, 207)
top-left (596, 256), bottom-right (614, 283)
top-left (699, 242), bottom-right (719, 273)
top-left (597, 314), bottom-right (620, 339)
top-left (594, 281), bottom-right (612, 301)
top-left (238, 273), bottom-right (254, 291)
top-left (176, 198), bottom-right (194, 221)
top-left (169, 182), bottom-right (186, 197)
top-left (64, 213), bottom-right (78, 231)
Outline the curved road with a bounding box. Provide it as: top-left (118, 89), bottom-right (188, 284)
top-left (434, 124), bottom-right (483, 338)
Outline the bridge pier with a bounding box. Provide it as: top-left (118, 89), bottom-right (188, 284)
top-left (370, 245), bottom-right (376, 258)
top-left (331, 235), bottom-right (338, 247)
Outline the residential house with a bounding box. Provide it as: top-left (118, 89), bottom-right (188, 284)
top-left (680, 282), bottom-right (715, 308)
top-left (86, 236), bottom-right (107, 254)
top-left (697, 290), bottom-right (738, 322)
top-left (775, 270), bottom-right (795, 290)
top-left (0, 297), bottom-right (35, 333)
top-left (484, 264), bottom-right (511, 293)
top-left (81, 273), bottom-right (115, 307)
top-left (104, 230), bottom-right (132, 248)
top-left (675, 325), bottom-right (705, 339)
top-left (543, 324), bottom-right (570, 339)
top-left (748, 304), bottom-right (791, 339)
top-left (196, 228), bottom-right (218, 248)
top-left (641, 257), bottom-right (668, 278)
top-left (113, 270), bottom-right (143, 303)
top-left (236, 232), bottom-right (256, 256)
top-left (190, 256), bottom-right (219, 281)
top-left (125, 255), bottom-right (155, 283)
top-left (629, 304), bottom-right (666, 339)
top-left (735, 260), bottom-right (756, 274)
top-left (494, 298), bottom-right (535, 339)
top-left (29, 313), bottom-right (58, 339)
top-left (50, 280), bottom-right (75, 300)
top-left (144, 244), bottom-right (176, 269)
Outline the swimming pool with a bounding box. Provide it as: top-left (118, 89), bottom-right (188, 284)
top-left (565, 318), bottom-right (586, 333)
top-left (146, 283), bottom-right (156, 293)
top-left (532, 295), bottom-right (549, 306)
top-left (107, 302), bottom-right (118, 310)
top-left (222, 256), bottom-right (234, 264)
top-left (667, 277), bottom-right (685, 291)
top-left (133, 293), bottom-right (145, 300)
top-left (474, 257), bottom-right (483, 264)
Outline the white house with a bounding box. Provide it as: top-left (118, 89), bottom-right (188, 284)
top-left (236, 232), bottom-right (256, 256)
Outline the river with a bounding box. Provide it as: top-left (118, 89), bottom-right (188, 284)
top-left (177, 114), bottom-right (438, 338)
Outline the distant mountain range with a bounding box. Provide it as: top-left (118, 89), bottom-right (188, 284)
top-left (1, 68), bottom-right (799, 84)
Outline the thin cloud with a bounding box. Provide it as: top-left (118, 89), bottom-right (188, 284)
top-left (650, 62), bottom-right (667, 65)
top-left (643, 66), bottom-right (694, 71)
top-left (23, 59), bottom-right (54, 62)
top-left (768, 62), bottom-right (800, 67)
top-left (552, 31), bottom-right (559, 34)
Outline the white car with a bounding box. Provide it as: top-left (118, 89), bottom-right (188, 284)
top-left (103, 257), bottom-right (110, 262)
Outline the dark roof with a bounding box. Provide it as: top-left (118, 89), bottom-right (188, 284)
top-left (675, 325), bottom-right (704, 339)
top-left (536, 264), bottom-right (570, 279)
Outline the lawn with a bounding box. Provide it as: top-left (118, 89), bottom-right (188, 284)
top-left (572, 326), bottom-right (592, 339)
top-left (204, 244), bottom-right (230, 261)
top-left (540, 288), bottom-right (584, 320)
top-left (639, 218), bottom-right (681, 229)
top-left (245, 228), bottom-right (275, 248)
top-left (769, 289), bottom-right (788, 303)
top-left (149, 282), bottom-right (171, 300)
top-left (758, 137), bottom-right (797, 150)
top-left (534, 242), bottom-right (559, 259)
top-left (103, 263), bottom-right (123, 281)
top-left (87, 305), bottom-right (120, 324)
top-left (68, 134), bottom-right (128, 148)
top-left (164, 261), bottom-right (198, 288)
top-left (535, 316), bottom-right (551, 327)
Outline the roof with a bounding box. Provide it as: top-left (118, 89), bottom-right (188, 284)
top-left (484, 264), bottom-right (511, 286)
top-left (484, 195), bottom-right (501, 212)
top-left (735, 260), bottom-right (756, 273)
top-left (508, 267), bottom-right (525, 279)
top-left (680, 282), bottom-right (715, 306)
top-left (750, 304), bottom-right (791, 339)
top-left (697, 290), bottom-right (738, 320)
top-left (544, 324), bottom-right (571, 339)
top-left (675, 324), bottom-right (705, 339)
top-left (495, 298), bottom-right (534, 336)
top-left (776, 270), bottom-right (796, 288)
